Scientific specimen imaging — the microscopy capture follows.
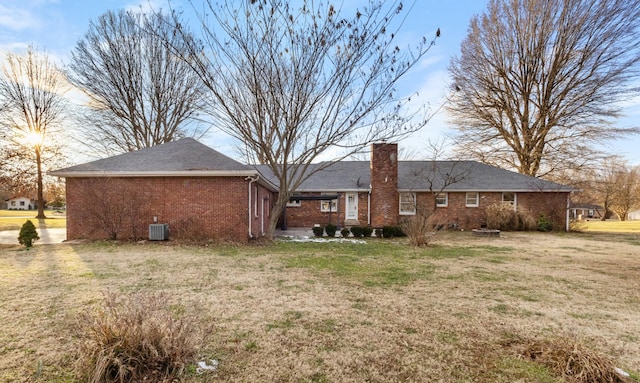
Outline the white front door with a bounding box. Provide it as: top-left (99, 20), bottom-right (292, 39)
top-left (346, 193), bottom-right (358, 220)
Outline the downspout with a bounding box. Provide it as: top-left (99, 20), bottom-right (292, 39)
top-left (368, 188), bottom-right (371, 226)
top-left (246, 176), bottom-right (259, 238)
top-left (566, 192), bottom-right (571, 232)
top-left (260, 198), bottom-right (264, 235)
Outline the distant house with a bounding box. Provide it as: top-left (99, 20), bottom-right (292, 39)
top-left (569, 203), bottom-right (604, 220)
top-left (629, 209), bottom-right (640, 221)
top-left (5, 196), bottom-right (36, 210)
top-left (51, 139), bottom-right (574, 242)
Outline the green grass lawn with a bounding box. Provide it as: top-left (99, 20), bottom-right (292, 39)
top-left (0, 210), bottom-right (66, 230)
top-left (579, 219), bottom-right (640, 233)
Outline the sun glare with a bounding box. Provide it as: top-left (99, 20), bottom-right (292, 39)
top-left (25, 131), bottom-right (44, 147)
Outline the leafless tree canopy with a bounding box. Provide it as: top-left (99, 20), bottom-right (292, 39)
top-left (448, 0), bottom-right (640, 177)
top-left (68, 9), bottom-right (208, 154)
top-left (172, 0), bottom-right (439, 238)
top-left (587, 158), bottom-right (640, 221)
top-left (0, 47), bottom-right (69, 218)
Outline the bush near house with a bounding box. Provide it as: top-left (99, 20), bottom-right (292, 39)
top-left (485, 203), bottom-right (537, 231)
top-left (312, 226), bottom-right (324, 237)
top-left (350, 226), bottom-right (364, 238)
top-left (18, 220), bottom-right (39, 248)
top-left (382, 225), bottom-right (406, 238)
top-left (325, 224), bottom-right (337, 237)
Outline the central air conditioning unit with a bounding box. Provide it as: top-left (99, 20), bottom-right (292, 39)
top-left (149, 224), bottom-right (169, 241)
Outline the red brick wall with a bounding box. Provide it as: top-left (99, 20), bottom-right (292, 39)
top-left (370, 143), bottom-right (399, 227)
top-left (409, 191), bottom-right (568, 230)
top-left (250, 182), bottom-right (273, 236)
top-left (283, 192), bottom-right (370, 227)
top-left (65, 176), bottom-right (270, 242)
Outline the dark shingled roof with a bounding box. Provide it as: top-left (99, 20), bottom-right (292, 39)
top-left (255, 162), bottom-right (371, 192)
top-left (257, 161), bottom-right (573, 192)
top-left (398, 161), bottom-right (573, 192)
top-left (51, 138), bottom-right (253, 176)
top-left (51, 138), bottom-right (573, 192)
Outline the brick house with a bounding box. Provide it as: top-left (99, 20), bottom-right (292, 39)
top-left (50, 138), bottom-right (276, 242)
top-left (51, 139), bottom-right (574, 241)
top-left (269, 143), bottom-right (573, 231)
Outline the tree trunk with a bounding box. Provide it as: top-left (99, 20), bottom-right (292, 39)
top-left (264, 191), bottom-right (291, 241)
top-left (35, 146), bottom-right (46, 219)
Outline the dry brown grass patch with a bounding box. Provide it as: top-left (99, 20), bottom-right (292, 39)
top-left (74, 290), bottom-right (206, 383)
top-left (519, 336), bottom-right (631, 383)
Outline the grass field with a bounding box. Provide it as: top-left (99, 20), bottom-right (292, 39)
top-left (579, 219), bottom-right (640, 233)
top-left (0, 210), bottom-right (66, 231)
top-left (0, 231), bottom-right (638, 382)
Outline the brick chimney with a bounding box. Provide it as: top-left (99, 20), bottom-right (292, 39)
top-left (370, 143), bottom-right (398, 227)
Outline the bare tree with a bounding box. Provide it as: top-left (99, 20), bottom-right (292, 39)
top-left (0, 47), bottom-right (69, 219)
top-left (608, 163), bottom-right (639, 221)
top-left (448, 0), bottom-right (640, 177)
top-left (400, 140), bottom-right (471, 246)
top-left (587, 157), bottom-right (640, 221)
top-left (172, 0), bottom-right (439, 238)
top-left (68, 9), bottom-right (208, 154)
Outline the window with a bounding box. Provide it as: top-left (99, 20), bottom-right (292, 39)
top-left (19, 201), bottom-right (25, 206)
top-left (399, 192), bottom-right (416, 215)
top-left (465, 192), bottom-right (479, 207)
top-left (435, 192), bottom-right (448, 207)
top-left (502, 192), bottom-right (516, 208)
top-left (320, 194), bottom-right (337, 212)
top-left (11, 201), bottom-right (16, 206)
top-left (286, 199), bottom-right (301, 207)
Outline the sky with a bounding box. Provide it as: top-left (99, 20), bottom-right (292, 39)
top-left (1, 0), bottom-right (639, 166)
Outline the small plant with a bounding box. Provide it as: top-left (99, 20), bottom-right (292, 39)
top-left (74, 291), bottom-right (203, 383)
top-left (18, 220), bottom-right (39, 248)
top-left (350, 226), bottom-right (364, 237)
top-left (537, 214), bottom-right (553, 232)
top-left (362, 226), bottom-right (374, 237)
top-left (340, 228), bottom-right (350, 237)
top-left (312, 226), bottom-right (324, 237)
top-left (324, 223), bottom-right (337, 237)
top-left (382, 225), bottom-right (405, 238)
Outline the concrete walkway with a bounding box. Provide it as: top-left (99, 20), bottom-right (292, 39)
top-left (0, 228), bottom-right (67, 245)
top-left (0, 227), bottom-right (314, 245)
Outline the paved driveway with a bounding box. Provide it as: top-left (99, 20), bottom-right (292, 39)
top-left (0, 228), bottom-right (67, 245)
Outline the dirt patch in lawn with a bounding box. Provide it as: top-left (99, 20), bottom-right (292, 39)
top-left (0, 231), bottom-right (638, 382)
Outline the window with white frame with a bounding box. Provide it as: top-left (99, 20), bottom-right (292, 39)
top-left (286, 198), bottom-right (301, 207)
top-left (399, 192), bottom-right (416, 215)
top-left (502, 192), bottom-right (516, 208)
top-left (320, 194), bottom-right (337, 212)
top-left (465, 192), bottom-right (479, 207)
top-left (435, 192), bottom-right (448, 207)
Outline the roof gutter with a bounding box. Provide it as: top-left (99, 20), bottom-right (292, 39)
top-left (48, 170), bottom-right (258, 178)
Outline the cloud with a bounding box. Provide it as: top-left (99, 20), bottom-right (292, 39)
top-left (0, 4), bottom-right (42, 31)
top-left (125, 0), bottom-right (168, 14)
